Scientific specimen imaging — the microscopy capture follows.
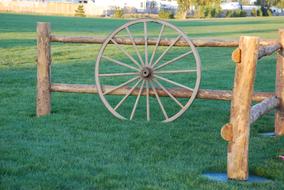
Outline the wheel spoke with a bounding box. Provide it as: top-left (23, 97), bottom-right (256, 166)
top-left (153, 78), bottom-right (184, 108)
top-left (144, 21), bottom-right (148, 65)
top-left (154, 51), bottom-right (193, 71)
top-left (150, 81), bottom-right (169, 120)
top-left (155, 75), bottom-right (193, 91)
top-left (146, 80), bottom-right (150, 121)
top-left (114, 79), bottom-right (142, 111)
top-left (130, 80), bottom-right (145, 120)
top-left (111, 38), bottom-right (142, 69)
top-left (99, 72), bottom-right (139, 77)
top-left (154, 69), bottom-right (196, 74)
top-left (149, 24), bottom-right (165, 66)
top-left (152, 35), bottom-right (182, 68)
top-left (102, 56), bottom-right (140, 71)
top-left (103, 76), bottom-right (139, 95)
top-left (125, 27), bottom-right (145, 66)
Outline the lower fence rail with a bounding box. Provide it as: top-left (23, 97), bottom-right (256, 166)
top-left (250, 96), bottom-right (280, 124)
top-left (50, 83), bottom-right (274, 102)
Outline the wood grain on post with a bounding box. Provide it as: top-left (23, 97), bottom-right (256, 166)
top-left (275, 29), bottom-right (284, 136)
top-left (36, 22), bottom-right (51, 117)
top-left (50, 83), bottom-right (274, 102)
top-left (227, 36), bottom-right (259, 180)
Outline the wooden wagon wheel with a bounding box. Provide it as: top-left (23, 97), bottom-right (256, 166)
top-left (95, 18), bottom-right (201, 122)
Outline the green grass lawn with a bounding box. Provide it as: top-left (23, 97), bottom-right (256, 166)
top-left (0, 13), bottom-right (284, 189)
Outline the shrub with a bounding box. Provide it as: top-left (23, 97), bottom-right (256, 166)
top-left (74, 5), bottom-right (86, 17)
top-left (204, 7), bottom-right (210, 17)
top-left (259, 7), bottom-right (272, 16)
top-left (226, 10), bottom-right (246, 17)
top-left (210, 7), bottom-right (221, 17)
top-left (158, 10), bottom-right (174, 19)
top-left (193, 5), bottom-right (221, 18)
top-left (257, 8), bottom-right (263, 16)
top-left (239, 10), bottom-right (247, 17)
top-left (267, 9), bottom-right (273, 16)
top-left (113, 8), bottom-right (123, 18)
top-left (226, 10), bottom-right (233, 17)
top-left (194, 7), bottom-right (205, 18)
top-left (251, 9), bottom-right (257, 16)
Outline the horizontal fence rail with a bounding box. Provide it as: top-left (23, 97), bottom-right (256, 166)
top-left (50, 35), bottom-right (279, 47)
top-left (51, 83), bottom-right (274, 102)
top-left (258, 44), bottom-right (282, 60)
top-left (250, 96), bottom-right (280, 124)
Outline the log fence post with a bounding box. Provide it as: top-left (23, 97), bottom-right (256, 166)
top-left (36, 22), bottom-right (51, 116)
top-left (275, 29), bottom-right (284, 136)
top-left (227, 36), bottom-right (259, 180)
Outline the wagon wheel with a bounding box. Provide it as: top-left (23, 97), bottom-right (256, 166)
top-left (95, 18), bottom-right (201, 122)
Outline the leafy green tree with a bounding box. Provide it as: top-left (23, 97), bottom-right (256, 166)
top-left (255, 0), bottom-right (284, 8)
top-left (176, 0), bottom-right (221, 19)
top-left (75, 5), bottom-right (86, 17)
top-left (255, 0), bottom-right (281, 16)
top-left (194, 0), bottom-right (221, 18)
top-left (113, 7), bottom-right (124, 18)
top-left (176, 0), bottom-right (194, 19)
top-left (158, 10), bottom-right (174, 19)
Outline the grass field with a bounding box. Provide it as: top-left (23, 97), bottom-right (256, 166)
top-left (0, 13), bottom-right (284, 189)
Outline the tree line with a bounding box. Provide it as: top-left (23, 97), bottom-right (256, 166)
top-left (176, 0), bottom-right (284, 19)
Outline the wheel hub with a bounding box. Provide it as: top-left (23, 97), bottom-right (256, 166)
top-left (141, 67), bottom-right (153, 79)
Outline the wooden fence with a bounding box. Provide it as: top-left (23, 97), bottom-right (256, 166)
top-left (36, 22), bottom-right (284, 181)
top-left (0, 1), bottom-right (79, 16)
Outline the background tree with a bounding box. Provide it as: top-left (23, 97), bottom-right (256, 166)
top-left (176, 0), bottom-right (221, 19)
top-left (255, 0), bottom-right (284, 8)
top-left (74, 5), bottom-right (86, 17)
top-left (255, 0), bottom-right (283, 16)
top-left (194, 0), bottom-right (221, 18)
top-left (176, 0), bottom-right (194, 19)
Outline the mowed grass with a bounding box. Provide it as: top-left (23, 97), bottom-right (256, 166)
top-left (0, 13), bottom-right (284, 189)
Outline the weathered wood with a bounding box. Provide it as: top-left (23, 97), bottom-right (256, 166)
top-left (221, 123), bottom-right (233, 142)
top-left (36, 22), bottom-right (51, 117)
top-left (275, 29), bottom-right (284, 136)
top-left (50, 83), bottom-right (273, 102)
top-left (227, 36), bottom-right (259, 181)
top-left (258, 44), bottom-right (281, 60)
top-left (50, 35), bottom-right (278, 47)
top-left (250, 96), bottom-right (280, 124)
top-left (232, 48), bottom-right (241, 63)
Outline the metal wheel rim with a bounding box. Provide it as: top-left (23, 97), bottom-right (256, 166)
top-left (95, 18), bottom-right (201, 122)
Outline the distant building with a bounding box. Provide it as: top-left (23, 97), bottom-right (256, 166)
top-left (70, 0), bottom-right (178, 16)
top-left (220, 2), bottom-right (242, 10)
top-left (0, 0), bottom-right (179, 16)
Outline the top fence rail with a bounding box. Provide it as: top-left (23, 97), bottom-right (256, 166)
top-left (50, 35), bottom-right (279, 47)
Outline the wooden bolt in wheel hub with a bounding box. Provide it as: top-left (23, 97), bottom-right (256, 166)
top-left (95, 18), bottom-right (201, 122)
top-left (141, 67), bottom-right (153, 79)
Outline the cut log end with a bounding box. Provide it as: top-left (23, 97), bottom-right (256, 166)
top-left (221, 123), bottom-right (233, 142)
top-left (232, 48), bottom-right (241, 63)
